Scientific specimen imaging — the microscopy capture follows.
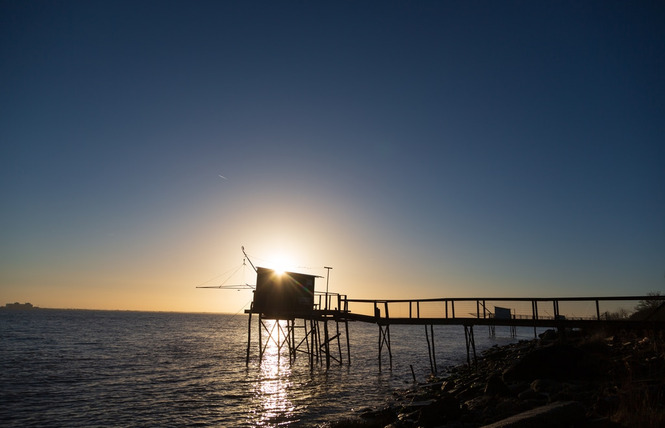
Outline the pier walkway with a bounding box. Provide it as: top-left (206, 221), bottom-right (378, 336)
top-left (341, 295), bottom-right (665, 328)
top-left (245, 294), bottom-right (665, 371)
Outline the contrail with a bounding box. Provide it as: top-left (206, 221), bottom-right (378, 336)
top-left (218, 174), bottom-right (228, 180)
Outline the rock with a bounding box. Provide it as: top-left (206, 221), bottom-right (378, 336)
top-left (417, 393), bottom-right (462, 425)
top-left (464, 395), bottom-right (494, 412)
top-left (484, 345), bottom-right (508, 360)
top-left (516, 388), bottom-right (540, 400)
top-left (593, 395), bottom-right (620, 416)
top-left (332, 331), bottom-right (663, 428)
top-left (520, 398), bottom-right (549, 410)
top-left (396, 409), bottom-right (419, 425)
top-left (479, 401), bottom-right (585, 428)
top-left (454, 381), bottom-right (484, 401)
top-left (538, 329), bottom-right (558, 341)
top-left (530, 378), bottom-right (561, 394)
top-left (494, 398), bottom-right (525, 420)
top-left (485, 373), bottom-right (512, 397)
top-left (507, 381), bottom-right (529, 395)
top-left (400, 398), bottom-right (436, 412)
top-left (502, 344), bottom-right (600, 382)
top-left (420, 380), bottom-right (444, 390)
top-left (358, 405), bottom-right (396, 425)
top-left (441, 379), bottom-right (456, 392)
top-left (585, 416), bottom-right (626, 427)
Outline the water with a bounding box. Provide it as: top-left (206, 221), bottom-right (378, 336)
top-left (1, 310), bottom-right (538, 426)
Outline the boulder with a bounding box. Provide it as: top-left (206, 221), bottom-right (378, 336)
top-left (441, 379), bottom-right (456, 392)
top-left (530, 378), bottom-right (561, 394)
top-left (538, 329), bottom-right (558, 341)
top-left (480, 401), bottom-right (585, 428)
top-left (502, 344), bottom-right (600, 382)
top-left (417, 393), bottom-right (462, 425)
top-left (517, 388), bottom-right (541, 401)
top-left (485, 373), bottom-right (512, 397)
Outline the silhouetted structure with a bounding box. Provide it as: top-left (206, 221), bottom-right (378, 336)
top-left (215, 250), bottom-right (665, 372)
top-left (245, 267), bottom-right (350, 369)
top-left (252, 267), bottom-right (316, 316)
top-left (1, 302), bottom-right (37, 310)
top-left (243, 291), bottom-right (665, 373)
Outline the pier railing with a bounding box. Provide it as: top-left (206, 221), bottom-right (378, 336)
top-left (340, 296), bottom-right (665, 327)
top-left (243, 293), bottom-right (664, 370)
top-left (314, 292), bottom-right (348, 312)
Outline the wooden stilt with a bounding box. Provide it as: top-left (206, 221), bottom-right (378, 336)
top-left (425, 324), bottom-right (434, 373)
top-left (335, 320), bottom-right (342, 365)
top-left (345, 319), bottom-right (351, 365)
top-left (324, 319), bottom-right (330, 368)
top-left (378, 323), bottom-right (392, 371)
top-left (378, 324), bottom-right (382, 372)
top-left (312, 319), bottom-right (319, 365)
top-left (430, 324), bottom-right (437, 374)
top-left (245, 311), bottom-right (252, 366)
top-left (464, 325), bottom-right (477, 367)
top-left (387, 324), bottom-right (392, 369)
top-left (258, 314), bottom-right (263, 361)
top-left (314, 319), bottom-right (321, 364)
top-left (303, 319), bottom-right (312, 367)
top-left (276, 320), bottom-right (281, 363)
top-left (386, 302), bottom-right (393, 370)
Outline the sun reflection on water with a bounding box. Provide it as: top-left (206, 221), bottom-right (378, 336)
top-left (253, 320), bottom-right (298, 426)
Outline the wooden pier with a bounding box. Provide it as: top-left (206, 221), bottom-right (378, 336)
top-left (245, 286), bottom-right (665, 372)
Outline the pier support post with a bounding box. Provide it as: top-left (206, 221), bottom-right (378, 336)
top-left (430, 324), bottom-right (437, 373)
top-left (464, 325), bottom-right (477, 367)
top-left (258, 314), bottom-right (263, 361)
top-left (324, 319), bottom-right (331, 368)
top-left (345, 319), bottom-right (351, 365)
top-left (246, 311), bottom-right (252, 366)
top-left (289, 319), bottom-right (296, 363)
top-left (302, 319), bottom-right (311, 366)
top-left (315, 319), bottom-right (322, 364)
top-left (532, 300), bottom-right (537, 338)
top-left (425, 325), bottom-right (433, 372)
top-left (309, 319), bottom-right (316, 366)
top-left (425, 324), bottom-right (437, 374)
top-left (308, 319), bottom-right (317, 366)
top-left (378, 323), bottom-right (392, 371)
top-left (335, 320), bottom-right (343, 365)
top-left (276, 320), bottom-right (281, 363)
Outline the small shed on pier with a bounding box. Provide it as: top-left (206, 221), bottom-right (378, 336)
top-left (252, 267), bottom-right (316, 316)
top-left (494, 306), bottom-right (512, 319)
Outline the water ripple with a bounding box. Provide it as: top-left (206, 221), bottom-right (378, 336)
top-left (1, 310), bottom-right (535, 426)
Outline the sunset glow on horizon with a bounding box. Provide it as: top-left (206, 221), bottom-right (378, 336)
top-left (2, 1), bottom-right (664, 313)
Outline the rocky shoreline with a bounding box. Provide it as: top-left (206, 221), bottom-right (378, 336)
top-left (326, 328), bottom-right (665, 427)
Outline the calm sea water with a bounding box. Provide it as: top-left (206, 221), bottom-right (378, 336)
top-left (0, 310), bottom-right (537, 427)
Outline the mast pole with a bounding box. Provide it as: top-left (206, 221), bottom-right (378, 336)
top-left (324, 266), bottom-right (332, 310)
top-left (242, 246), bottom-right (258, 273)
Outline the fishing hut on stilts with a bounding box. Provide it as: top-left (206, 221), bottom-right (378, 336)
top-left (201, 248), bottom-right (665, 375)
top-left (242, 254), bottom-right (351, 368)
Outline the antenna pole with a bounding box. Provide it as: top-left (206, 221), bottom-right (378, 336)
top-left (324, 266), bottom-right (332, 310)
top-left (242, 246), bottom-right (258, 273)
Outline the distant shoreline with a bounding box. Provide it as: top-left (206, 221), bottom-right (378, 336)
top-left (0, 305), bottom-right (233, 315)
top-left (1, 302), bottom-right (39, 310)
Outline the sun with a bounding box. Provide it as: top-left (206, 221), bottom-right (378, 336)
top-left (270, 254), bottom-right (294, 276)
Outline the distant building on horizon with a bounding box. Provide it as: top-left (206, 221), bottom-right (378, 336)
top-left (1, 302), bottom-right (39, 310)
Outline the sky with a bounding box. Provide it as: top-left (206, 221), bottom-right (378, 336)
top-left (1, 0), bottom-right (664, 313)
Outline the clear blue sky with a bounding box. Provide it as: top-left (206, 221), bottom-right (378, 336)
top-left (2, 0), bottom-right (664, 312)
